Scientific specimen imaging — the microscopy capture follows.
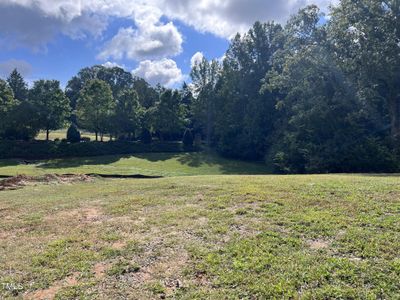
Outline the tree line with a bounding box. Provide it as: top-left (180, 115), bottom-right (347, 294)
top-left (0, 66), bottom-right (190, 144)
top-left (191, 1), bottom-right (400, 173)
top-left (0, 0), bottom-right (399, 173)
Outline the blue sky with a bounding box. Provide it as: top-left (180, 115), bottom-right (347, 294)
top-left (0, 18), bottom-right (229, 87)
top-left (0, 0), bottom-right (335, 88)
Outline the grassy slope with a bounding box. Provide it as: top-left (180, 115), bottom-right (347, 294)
top-left (0, 152), bottom-right (271, 177)
top-left (0, 174), bottom-right (399, 299)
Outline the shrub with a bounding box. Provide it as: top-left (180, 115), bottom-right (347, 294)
top-left (141, 129), bottom-right (152, 144)
top-left (81, 137), bottom-right (90, 142)
top-left (66, 124), bottom-right (81, 143)
top-left (182, 129), bottom-right (194, 149)
top-left (0, 140), bottom-right (197, 159)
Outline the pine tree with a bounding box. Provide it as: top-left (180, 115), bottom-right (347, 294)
top-left (7, 69), bottom-right (28, 102)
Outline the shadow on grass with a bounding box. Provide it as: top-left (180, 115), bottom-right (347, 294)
top-left (30, 151), bottom-right (272, 176)
top-left (0, 160), bottom-right (20, 168)
top-left (176, 151), bottom-right (272, 175)
top-left (37, 155), bottom-right (129, 169)
top-left (37, 153), bottom-right (183, 170)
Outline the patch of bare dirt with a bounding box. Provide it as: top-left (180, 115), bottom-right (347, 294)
top-left (45, 207), bottom-right (105, 225)
top-left (24, 272), bottom-right (79, 300)
top-left (81, 207), bottom-right (103, 222)
top-left (111, 241), bottom-right (127, 250)
top-left (127, 249), bottom-right (189, 297)
top-left (93, 263), bottom-right (109, 279)
top-left (0, 174), bottom-right (93, 191)
top-left (307, 239), bottom-right (330, 250)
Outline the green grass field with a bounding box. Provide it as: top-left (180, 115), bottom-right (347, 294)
top-left (36, 129), bottom-right (111, 142)
top-left (0, 152), bottom-right (271, 177)
top-left (0, 154), bottom-right (399, 299)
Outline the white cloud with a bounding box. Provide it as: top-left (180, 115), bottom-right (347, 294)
top-left (159, 0), bottom-right (339, 38)
top-left (97, 21), bottom-right (183, 61)
top-left (190, 52), bottom-right (204, 68)
top-left (132, 59), bottom-right (184, 87)
top-left (102, 61), bottom-right (125, 69)
top-left (0, 59), bottom-right (32, 77)
top-left (0, 0), bottom-right (338, 51)
top-left (0, 1), bottom-right (108, 51)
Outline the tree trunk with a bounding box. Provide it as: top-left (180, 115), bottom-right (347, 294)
top-left (389, 96), bottom-right (400, 140)
top-left (206, 102), bottom-right (212, 146)
top-left (46, 129), bottom-right (49, 141)
top-left (101, 134), bottom-right (104, 142)
top-left (95, 132), bottom-right (98, 141)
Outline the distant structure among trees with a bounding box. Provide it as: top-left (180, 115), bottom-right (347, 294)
top-left (0, 1), bottom-right (399, 173)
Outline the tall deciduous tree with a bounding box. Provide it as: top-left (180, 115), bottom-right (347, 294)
top-left (30, 80), bottom-right (70, 141)
top-left (328, 0), bottom-right (400, 140)
top-left (114, 89), bottom-right (143, 139)
top-left (77, 79), bottom-right (115, 141)
top-left (150, 90), bottom-right (185, 141)
top-left (190, 57), bottom-right (220, 145)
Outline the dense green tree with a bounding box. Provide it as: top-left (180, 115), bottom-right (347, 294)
top-left (213, 21), bottom-right (283, 159)
top-left (132, 77), bottom-right (159, 109)
top-left (29, 80), bottom-right (70, 141)
top-left (6, 69), bottom-right (28, 102)
top-left (77, 79), bottom-right (115, 141)
top-left (264, 5), bottom-right (396, 172)
top-left (328, 0), bottom-right (400, 140)
top-left (150, 90), bottom-right (185, 141)
top-left (191, 57), bottom-right (220, 145)
top-left (66, 65), bottom-right (135, 110)
top-left (0, 80), bottom-right (17, 137)
top-left (114, 89), bottom-right (143, 139)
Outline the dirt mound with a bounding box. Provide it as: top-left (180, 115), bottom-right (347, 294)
top-left (0, 174), bottom-right (93, 191)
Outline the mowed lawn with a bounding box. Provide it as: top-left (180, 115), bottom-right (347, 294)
top-left (0, 174), bottom-right (399, 299)
top-left (36, 130), bottom-right (111, 142)
top-left (0, 152), bottom-right (271, 177)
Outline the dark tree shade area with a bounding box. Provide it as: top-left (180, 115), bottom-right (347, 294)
top-left (0, 1), bottom-right (399, 173)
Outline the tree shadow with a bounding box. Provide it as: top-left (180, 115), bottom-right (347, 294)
top-left (37, 155), bottom-right (129, 169)
top-left (134, 152), bottom-right (181, 162)
top-left (0, 159), bottom-right (21, 168)
top-left (176, 152), bottom-right (272, 175)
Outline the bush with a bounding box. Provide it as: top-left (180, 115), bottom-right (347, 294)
top-left (141, 129), bottom-right (152, 144)
top-left (182, 129), bottom-right (194, 149)
top-left (81, 137), bottom-right (90, 142)
top-left (66, 124), bottom-right (81, 143)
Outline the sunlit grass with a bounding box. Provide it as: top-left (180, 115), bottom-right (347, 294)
top-left (0, 174), bottom-right (399, 299)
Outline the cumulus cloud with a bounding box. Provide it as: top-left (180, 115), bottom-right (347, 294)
top-left (191, 52), bottom-right (204, 68)
top-left (97, 21), bottom-right (183, 61)
top-left (132, 59), bottom-right (184, 87)
top-left (102, 61), bottom-right (125, 69)
top-left (0, 1), bottom-right (107, 51)
top-left (159, 0), bottom-right (338, 38)
top-left (0, 59), bottom-right (32, 77)
top-left (0, 0), bottom-right (338, 51)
